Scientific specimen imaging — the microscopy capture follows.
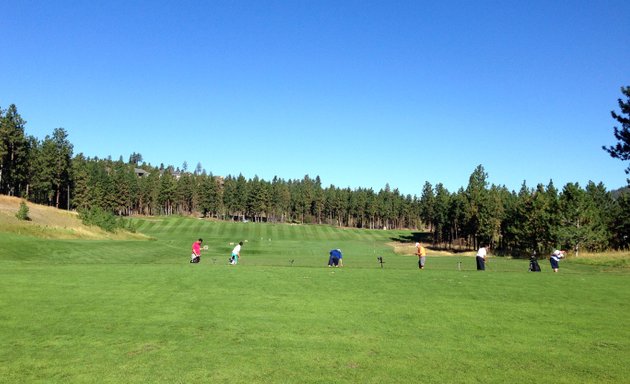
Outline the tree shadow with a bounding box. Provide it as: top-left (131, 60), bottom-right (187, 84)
top-left (390, 232), bottom-right (475, 253)
top-left (390, 232), bottom-right (431, 243)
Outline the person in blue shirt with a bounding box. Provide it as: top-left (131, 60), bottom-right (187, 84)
top-left (328, 249), bottom-right (343, 267)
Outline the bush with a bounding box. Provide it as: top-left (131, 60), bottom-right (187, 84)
top-left (118, 216), bottom-right (137, 233)
top-left (79, 207), bottom-right (139, 233)
top-left (79, 207), bottom-right (119, 232)
top-left (15, 201), bottom-right (30, 221)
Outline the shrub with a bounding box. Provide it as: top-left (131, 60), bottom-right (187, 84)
top-left (79, 207), bottom-right (139, 233)
top-left (15, 201), bottom-right (30, 221)
top-left (118, 216), bottom-right (137, 233)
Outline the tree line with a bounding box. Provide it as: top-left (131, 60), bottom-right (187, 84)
top-left (2, 97), bottom-right (629, 255)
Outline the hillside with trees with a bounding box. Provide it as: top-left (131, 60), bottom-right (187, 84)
top-left (2, 89), bottom-right (630, 255)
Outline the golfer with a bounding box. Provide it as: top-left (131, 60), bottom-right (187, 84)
top-left (550, 250), bottom-right (565, 272)
top-left (416, 242), bottom-right (427, 269)
top-left (328, 249), bottom-right (343, 267)
top-left (476, 245), bottom-right (487, 270)
top-left (191, 238), bottom-right (203, 263)
top-left (230, 241), bottom-right (243, 265)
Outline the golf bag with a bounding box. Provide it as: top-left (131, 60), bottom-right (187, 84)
top-left (528, 256), bottom-right (541, 272)
top-left (190, 256), bottom-right (200, 264)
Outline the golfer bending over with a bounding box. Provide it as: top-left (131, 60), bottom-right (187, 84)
top-left (328, 249), bottom-right (343, 267)
top-left (231, 241), bottom-right (243, 265)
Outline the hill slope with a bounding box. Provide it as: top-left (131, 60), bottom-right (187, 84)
top-left (0, 195), bottom-right (146, 240)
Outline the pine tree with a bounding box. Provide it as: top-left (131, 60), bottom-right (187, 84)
top-left (464, 165), bottom-right (490, 248)
top-left (0, 105), bottom-right (29, 196)
top-left (419, 181), bottom-right (435, 233)
top-left (433, 183), bottom-right (450, 245)
top-left (603, 86), bottom-right (630, 176)
top-left (71, 154), bottom-right (91, 211)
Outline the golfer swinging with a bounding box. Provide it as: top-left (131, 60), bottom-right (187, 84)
top-left (550, 250), bottom-right (565, 272)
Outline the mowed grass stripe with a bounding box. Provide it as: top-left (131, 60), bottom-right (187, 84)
top-left (159, 218), bottom-right (182, 240)
top-left (201, 220), bottom-right (223, 240)
top-left (364, 228), bottom-right (389, 242)
top-left (320, 225), bottom-right (339, 241)
top-left (242, 223), bottom-right (258, 243)
top-left (254, 223), bottom-right (268, 240)
top-left (194, 219), bottom-right (213, 239)
top-left (134, 218), bottom-right (158, 232)
top-left (273, 224), bottom-right (292, 241)
top-left (300, 225), bottom-right (314, 241)
top-left (164, 216), bottom-right (192, 235)
top-left (258, 222), bottom-right (271, 243)
top-left (176, 216), bottom-right (198, 234)
top-left (147, 219), bottom-right (175, 237)
top-left (151, 216), bottom-right (176, 234)
top-left (302, 224), bottom-right (316, 241)
top-left (312, 225), bottom-right (328, 241)
top-left (270, 223), bottom-right (280, 242)
top-left (314, 224), bottom-right (328, 241)
top-left (350, 227), bottom-right (368, 241)
top-left (338, 227), bottom-right (356, 241)
top-left (41, 218), bottom-right (420, 268)
top-left (149, 217), bottom-right (180, 238)
top-left (316, 225), bottom-right (342, 241)
top-left (226, 223), bottom-right (245, 242)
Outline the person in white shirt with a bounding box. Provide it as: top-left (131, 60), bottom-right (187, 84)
top-left (550, 250), bottom-right (565, 272)
top-left (230, 241), bottom-right (243, 265)
top-left (476, 245), bottom-right (487, 270)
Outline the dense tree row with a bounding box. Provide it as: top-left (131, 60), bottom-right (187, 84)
top-left (2, 99), bottom-right (629, 254)
top-left (419, 166), bottom-right (630, 256)
top-left (71, 156), bottom-right (422, 231)
top-left (0, 105), bottom-right (73, 207)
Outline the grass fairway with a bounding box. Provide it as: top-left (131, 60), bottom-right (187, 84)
top-left (1, 217), bottom-right (629, 383)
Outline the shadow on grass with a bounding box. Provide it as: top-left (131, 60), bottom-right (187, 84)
top-left (390, 232), bottom-right (474, 254)
top-left (390, 232), bottom-right (430, 244)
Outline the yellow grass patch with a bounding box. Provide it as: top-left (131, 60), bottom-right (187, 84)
top-left (0, 195), bottom-right (147, 240)
top-left (388, 242), bottom-right (476, 257)
top-left (571, 251), bottom-right (630, 259)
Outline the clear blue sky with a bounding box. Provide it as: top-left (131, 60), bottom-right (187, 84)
top-left (2, 0), bottom-right (629, 195)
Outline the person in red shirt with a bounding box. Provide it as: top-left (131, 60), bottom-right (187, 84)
top-left (191, 238), bottom-right (203, 263)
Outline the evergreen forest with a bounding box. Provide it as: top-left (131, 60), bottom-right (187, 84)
top-left (2, 102), bottom-right (629, 256)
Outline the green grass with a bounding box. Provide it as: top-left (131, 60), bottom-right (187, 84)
top-left (1, 217), bottom-right (629, 383)
top-left (569, 251), bottom-right (630, 269)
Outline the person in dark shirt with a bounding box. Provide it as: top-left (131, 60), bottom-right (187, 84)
top-left (328, 249), bottom-right (343, 267)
